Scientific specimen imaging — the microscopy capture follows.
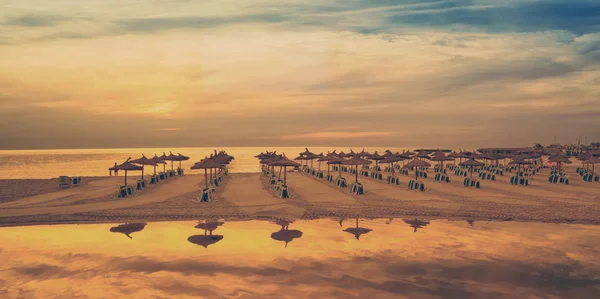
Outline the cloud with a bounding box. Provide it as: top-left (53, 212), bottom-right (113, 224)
top-left (280, 131), bottom-right (396, 141)
top-left (1, 14), bottom-right (66, 27)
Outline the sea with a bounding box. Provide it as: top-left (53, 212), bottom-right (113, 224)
top-left (0, 147), bottom-right (414, 179)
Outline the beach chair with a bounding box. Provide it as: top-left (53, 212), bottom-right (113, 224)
top-left (316, 171), bottom-right (324, 179)
top-left (280, 185), bottom-right (289, 198)
top-left (136, 179), bottom-right (146, 190)
top-left (177, 168), bottom-right (184, 176)
top-left (118, 186), bottom-right (128, 198)
top-left (71, 176), bottom-right (82, 187)
top-left (327, 173), bottom-right (334, 182)
top-left (336, 177), bottom-right (347, 188)
top-left (59, 176), bottom-right (72, 188)
top-left (408, 179), bottom-right (425, 191)
top-left (559, 176), bottom-right (569, 184)
top-left (350, 182), bottom-right (364, 195)
top-left (150, 175), bottom-right (159, 184)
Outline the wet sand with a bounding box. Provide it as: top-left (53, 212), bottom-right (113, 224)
top-left (0, 166), bottom-right (599, 226)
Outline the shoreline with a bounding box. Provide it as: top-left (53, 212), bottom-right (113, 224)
top-left (1, 165), bottom-right (599, 227)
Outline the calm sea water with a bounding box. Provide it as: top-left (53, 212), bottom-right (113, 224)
top-left (1, 218), bottom-right (598, 298)
top-left (0, 147), bottom-right (413, 179)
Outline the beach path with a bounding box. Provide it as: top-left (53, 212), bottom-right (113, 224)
top-left (0, 177), bottom-right (123, 208)
top-left (220, 173), bottom-right (305, 218)
top-left (0, 175), bottom-right (203, 218)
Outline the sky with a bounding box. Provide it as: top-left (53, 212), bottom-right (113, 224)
top-left (1, 0), bottom-right (599, 150)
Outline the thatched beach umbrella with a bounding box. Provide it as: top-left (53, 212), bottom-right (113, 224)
top-left (459, 158), bottom-right (484, 178)
top-left (327, 156), bottom-right (345, 178)
top-left (509, 157), bottom-right (533, 174)
top-left (158, 152), bottom-right (169, 172)
top-left (342, 155), bottom-right (371, 183)
top-left (268, 154), bottom-right (301, 186)
top-left (367, 151), bottom-right (385, 171)
top-left (113, 158), bottom-right (143, 186)
top-left (149, 154), bottom-right (167, 176)
top-left (584, 156), bottom-right (599, 174)
top-left (381, 155), bottom-right (404, 174)
top-left (191, 158), bottom-right (224, 188)
top-left (403, 157), bottom-right (431, 180)
top-left (130, 155), bottom-right (157, 180)
top-left (548, 155), bottom-right (571, 172)
top-left (177, 153), bottom-right (190, 169)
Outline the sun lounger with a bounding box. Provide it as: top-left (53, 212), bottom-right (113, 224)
top-left (336, 177), bottom-right (347, 188)
top-left (118, 185), bottom-right (135, 198)
top-left (59, 176), bottom-right (72, 188)
top-left (350, 182), bottom-right (364, 195)
top-left (408, 179), bottom-right (425, 191)
top-left (386, 175), bottom-right (400, 185)
top-left (326, 173), bottom-right (334, 182)
top-left (136, 179), bottom-right (146, 190)
top-left (463, 177), bottom-right (481, 188)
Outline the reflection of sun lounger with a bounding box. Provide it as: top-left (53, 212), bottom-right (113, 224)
top-left (71, 176), bottom-right (83, 187)
top-left (59, 176), bottom-right (72, 188)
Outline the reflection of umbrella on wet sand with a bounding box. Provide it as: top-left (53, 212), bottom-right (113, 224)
top-left (188, 235), bottom-right (224, 249)
top-left (195, 219), bottom-right (225, 235)
top-left (271, 221), bottom-right (303, 248)
top-left (188, 220), bottom-right (224, 249)
top-left (403, 218), bottom-right (430, 233)
top-left (110, 223), bottom-right (147, 239)
top-left (343, 218), bottom-right (372, 240)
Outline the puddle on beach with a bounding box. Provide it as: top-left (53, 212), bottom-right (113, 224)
top-left (1, 219), bottom-right (599, 298)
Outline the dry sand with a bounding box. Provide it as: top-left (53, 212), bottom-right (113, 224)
top-left (0, 165), bottom-right (599, 227)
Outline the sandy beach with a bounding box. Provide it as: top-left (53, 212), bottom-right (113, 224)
top-left (0, 164), bottom-right (599, 227)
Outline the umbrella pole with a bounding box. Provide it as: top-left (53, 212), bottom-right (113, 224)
top-left (339, 165), bottom-right (342, 177)
top-left (125, 170), bottom-right (128, 186)
top-left (284, 166), bottom-right (287, 185)
top-left (210, 168), bottom-right (213, 182)
top-left (278, 166), bottom-right (282, 180)
top-left (142, 166), bottom-right (144, 180)
top-left (154, 165), bottom-right (156, 176)
top-left (205, 169), bottom-right (208, 188)
top-left (355, 165), bottom-right (358, 183)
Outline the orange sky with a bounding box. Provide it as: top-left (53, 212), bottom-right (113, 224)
top-left (1, 0), bottom-right (599, 149)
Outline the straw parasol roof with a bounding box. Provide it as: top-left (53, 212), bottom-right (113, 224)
top-left (583, 156), bottom-right (600, 164)
top-left (149, 154), bottom-right (167, 164)
top-left (130, 155), bottom-right (157, 166)
top-left (578, 151), bottom-right (593, 161)
top-left (416, 151), bottom-right (431, 159)
top-left (114, 159), bottom-right (144, 171)
top-left (299, 148), bottom-right (313, 156)
top-left (367, 151), bottom-right (385, 161)
top-left (191, 158), bottom-right (225, 170)
top-left (548, 155), bottom-right (572, 164)
top-left (268, 154), bottom-right (301, 167)
top-left (459, 158), bottom-right (484, 167)
top-left (509, 158), bottom-right (533, 165)
top-left (381, 155), bottom-right (404, 164)
top-left (403, 157), bottom-right (431, 169)
top-left (326, 157), bottom-right (344, 165)
top-left (177, 153), bottom-right (190, 161)
top-left (341, 155), bottom-right (371, 166)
